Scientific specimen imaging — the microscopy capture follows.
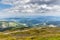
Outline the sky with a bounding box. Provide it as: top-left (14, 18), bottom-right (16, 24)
top-left (0, 0), bottom-right (60, 18)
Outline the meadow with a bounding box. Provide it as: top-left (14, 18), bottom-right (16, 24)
top-left (0, 27), bottom-right (60, 40)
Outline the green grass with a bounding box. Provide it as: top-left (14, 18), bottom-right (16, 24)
top-left (0, 27), bottom-right (60, 40)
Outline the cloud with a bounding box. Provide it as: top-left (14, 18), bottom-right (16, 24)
top-left (29, 0), bottom-right (54, 4)
top-left (0, 0), bottom-right (60, 18)
top-left (2, 4), bottom-right (60, 13)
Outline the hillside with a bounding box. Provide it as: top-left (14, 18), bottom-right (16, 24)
top-left (0, 27), bottom-right (60, 40)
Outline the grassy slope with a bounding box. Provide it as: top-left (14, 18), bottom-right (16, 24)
top-left (0, 27), bottom-right (60, 40)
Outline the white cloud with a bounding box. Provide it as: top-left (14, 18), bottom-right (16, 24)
top-left (0, 0), bottom-right (60, 17)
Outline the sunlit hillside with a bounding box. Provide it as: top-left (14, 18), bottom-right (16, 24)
top-left (0, 27), bottom-right (60, 40)
top-left (0, 21), bottom-right (59, 40)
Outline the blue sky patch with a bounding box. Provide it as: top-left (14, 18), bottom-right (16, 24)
top-left (0, 3), bottom-right (12, 10)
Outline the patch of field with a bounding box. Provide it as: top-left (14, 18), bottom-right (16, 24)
top-left (0, 27), bottom-right (60, 40)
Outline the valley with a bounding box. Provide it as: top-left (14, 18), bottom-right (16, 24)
top-left (0, 16), bottom-right (59, 40)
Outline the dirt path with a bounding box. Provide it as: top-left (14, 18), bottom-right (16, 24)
top-left (3, 27), bottom-right (42, 35)
top-left (3, 29), bottom-right (30, 35)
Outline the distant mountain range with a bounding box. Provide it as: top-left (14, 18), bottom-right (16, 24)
top-left (0, 16), bottom-right (60, 31)
top-left (0, 16), bottom-right (60, 26)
